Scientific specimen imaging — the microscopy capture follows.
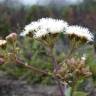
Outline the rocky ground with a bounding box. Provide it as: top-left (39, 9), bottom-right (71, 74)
top-left (0, 71), bottom-right (60, 96)
top-left (0, 80), bottom-right (59, 96)
top-left (0, 71), bottom-right (96, 96)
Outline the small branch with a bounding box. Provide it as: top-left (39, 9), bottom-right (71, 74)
top-left (15, 47), bottom-right (65, 96)
top-left (55, 76), bottom-right (65, 96)
top-left (47, 47), bottom-right (58, 71)
top-left (65, 41), bottom-right (76, 60)
top-left (16, 58), bottom-right (50, 76)
top-left (16, 58), bottom-right (66, 86)
top-left (71, 81), bottom-right (77, 96)
top-left (48, 47), bottom-right (65, 96)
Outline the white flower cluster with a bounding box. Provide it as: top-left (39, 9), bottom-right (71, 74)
top-left (20, 17), bottom-right (94, 42)
top-left (65, 25), bottom-right (94, 41)
top-left (20, 21), bottom-right (40, 37)
top-left (20, 18), bottom-right (68, 38)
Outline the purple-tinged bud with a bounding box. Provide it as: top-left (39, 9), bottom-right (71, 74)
top-left (0, 58), bottom-right (4, 64)
top-left (6, 33), bottom-right (17, 43)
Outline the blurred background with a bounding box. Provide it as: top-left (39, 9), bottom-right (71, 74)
top-left (0, 0), bottom-right (96, 37)
top-left (0, 0), bottom-right (96, 96)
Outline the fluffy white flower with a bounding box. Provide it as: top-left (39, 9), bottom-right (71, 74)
top-left (20, 18), bottom-right (68, 38)
top-left (20, 21), bottom-right (40, 36)
top-left (38, 18), bottom-right (68, 34)
top-left (34, 29), bottom-right (48, 38)
top-left (65, 25), bottom-right (94, 41)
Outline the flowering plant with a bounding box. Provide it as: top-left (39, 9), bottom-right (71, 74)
top-left (0, 18), bottom-right (94, 96)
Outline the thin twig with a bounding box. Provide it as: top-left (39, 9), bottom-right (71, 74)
top-left (16, 58), bottom-right (50, 76)
top-left (16, 58), bottom-right (66, 86)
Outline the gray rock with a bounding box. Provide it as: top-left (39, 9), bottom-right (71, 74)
top-left (0, 71), bottom-right (60, 96)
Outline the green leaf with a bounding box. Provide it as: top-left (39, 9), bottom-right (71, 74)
top-left (74, 91), bottom-right (87, 96)
top-left (65, 87), bottom-right (71, 96)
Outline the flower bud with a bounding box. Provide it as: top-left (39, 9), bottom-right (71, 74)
top-left (0, 40), bottom-right (7, 49)
top-left (81, 54), bottom-right (86, 61)
top-left (6, 33), bottom-right (17, 43)
top-left (81, 67), bottom-right (92, 77)
top-left (0, 58), bottom-right (5, 64)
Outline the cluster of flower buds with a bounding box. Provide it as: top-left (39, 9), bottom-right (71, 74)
top-left (0, 33), bottom-right (17, 49)
top-left (66, 57), bottom-right (92, 77)
top-left (56, 56), bottom-right (92, 85)
top-left (6, 32), bottom-right (17, 44)
top-left (0, 33), bottom-right (18, 65)
top-left (56, 63), bottom-right (73, 84)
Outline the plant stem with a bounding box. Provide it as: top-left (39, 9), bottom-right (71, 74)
top-left (16, 58), bottom-right (50, 76)
top-left (71, 81), bottom-right (77, 96)
top-left (49, 47), bottom-right (65, 96)
top-left (50, 51), bottom-right (58, 71)
top-left (71, 87), bottom-right (74, 96)
top-left (65, 40), bottom-right (76, 60)
top-left (55, 76), bottom-right (65, 96)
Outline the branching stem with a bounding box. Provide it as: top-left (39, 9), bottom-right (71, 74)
top-left (48, 47), bottom-right (65, 96)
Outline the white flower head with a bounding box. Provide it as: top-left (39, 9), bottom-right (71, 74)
top-left (20, 21), bottom-right (40, 37)
top-left (65, 25), bottom-right (94, 42)
top-left (34, 29), bottom-right (48, 38)
top-left (20, 18), bottom-right (68, 38)
top-left (38, 18), bottom-right (68, 34)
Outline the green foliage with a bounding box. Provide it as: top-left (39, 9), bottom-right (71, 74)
top-left (86, 49), bottom-right (96, 80)
top-left (19, 39), bottom-right (53, 84)
top-left (0, 38), bottom-right (54, 84)
top-left (0, 14), bottom-right (11, 37)
top-left (74, 91), bottom-right (87, 96)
